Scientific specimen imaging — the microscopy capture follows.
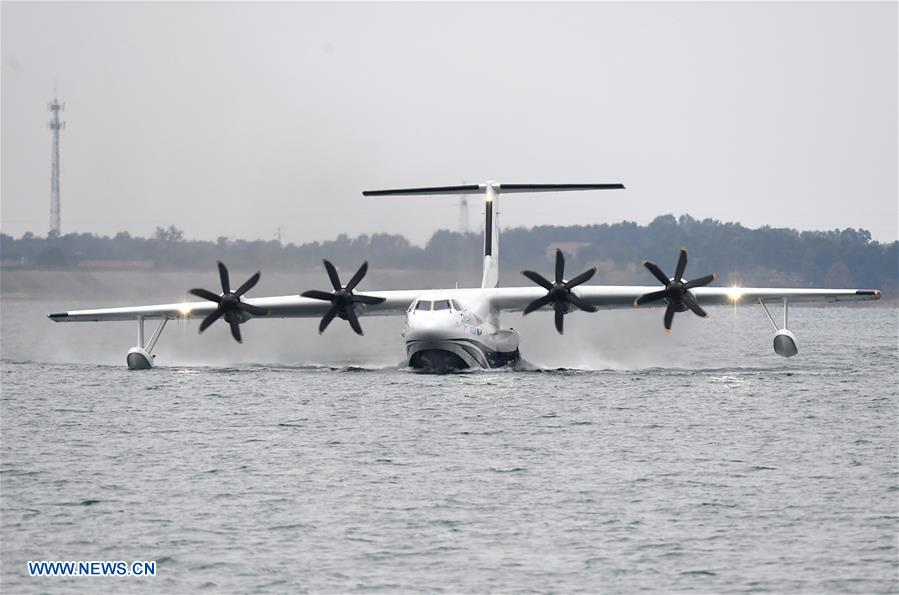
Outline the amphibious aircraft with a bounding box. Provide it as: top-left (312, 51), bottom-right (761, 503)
top-left (48, 182), bottom-right (881, 370)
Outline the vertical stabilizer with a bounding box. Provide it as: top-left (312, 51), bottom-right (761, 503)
top-left (361, 181), bottom-right (624, 290)
top-left (481, 182), bottom-right (499, 288)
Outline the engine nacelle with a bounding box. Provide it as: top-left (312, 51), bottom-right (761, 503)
top-left (773, 329), bottom-right (798, 358)
top-left (126, 346), bottom-right (155, 369)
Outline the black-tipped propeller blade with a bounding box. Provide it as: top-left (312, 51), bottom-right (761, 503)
top-left (565, 267), bottom-right (596, 289)
top-left (189, 262), bottom-right (269, 342)
top-left (521, 249), bottom-right (597, 334)
top-left (683, 274), bottom-right (716, 290)
top-left (319, 305), bottom-right (339, 334)
top-left (345, 308), bottom-right (364, 336)
top-left (229, 317), bottom-right (242, 343)
top-left (302, 289), bottom-right (337, 302)
top-left (323, 260), bottom-right (342, 291)
top-left (345, 261), bottom-right (368, 292)
top-left (554, 308), bottom-right (565, 334)
top-left (523, 293), bottom-right (554, 315)
top-left (237, 302), bottom-right (269, 317)
top-left (199, 309), bottom-right (224, 333)
top-left (642, 260), bottom-right (670, 285)
top-left (217, 261), bottom-right (231, 294)
top-left (302, 260), bottom-right (385, 335)
top-left (634, 247), bottom-right (716, 331)
top-left (633, 289), bottom-right (668, 307)
top-left (681, 293), bottom-right (708, 318)
top-left (674, 247), bottom-right (688, 282)
top-left (664, 302), bottom-right (676, 332)
top-left (234, 271), bottom-right (261, 297)
top-left (352, 294), bottom-right (386, 306)
top-left (567, 292), bottom-right (597, 313)
top-left (189, 288), bottom-right (222, 304)
top-left (555, 250), bottom-right (565, 284)
top-left (522, 270), bottom-right (553, 291)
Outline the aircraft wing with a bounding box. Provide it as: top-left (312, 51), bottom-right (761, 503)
top-left (488, 286), bottom-right (882, 312)
top-left (47, 285), bottom-right (880, 323)
top-left (48, 290), bottom-right (423, 322)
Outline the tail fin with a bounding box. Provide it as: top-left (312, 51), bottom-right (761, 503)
top-left (363, 182), bottom-right (625, 288)
top-left (482, 183), bottom-right (499, 288)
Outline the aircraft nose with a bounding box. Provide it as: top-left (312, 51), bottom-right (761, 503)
top-left (405, 311), bottom-right (461, 341)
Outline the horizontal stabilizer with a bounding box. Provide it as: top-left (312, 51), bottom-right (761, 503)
top-left (363, 182), bottom-right (625, 196)
top-left (363, 185), bottom-right (482, 196)
top-left (498, 183), bottom-right (625, 193)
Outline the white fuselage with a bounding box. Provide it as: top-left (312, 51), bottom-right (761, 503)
top-left (400, 184), bottom-right (517, 370)
top-left (402, 292), bottom-right (519, 370)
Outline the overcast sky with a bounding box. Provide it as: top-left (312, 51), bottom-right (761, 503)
top-left (2, 1), bottom-right (896, 245)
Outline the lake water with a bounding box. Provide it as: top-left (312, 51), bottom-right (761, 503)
top-left (1, 285), bottom-right (896, 593)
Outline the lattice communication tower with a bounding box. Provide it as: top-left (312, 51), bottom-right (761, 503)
top-left (48, 94), bottom-right (65, 235)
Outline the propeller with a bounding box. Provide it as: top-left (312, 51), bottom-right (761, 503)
top-left (301, 260), bottom-right (385, 335)
top-left (188, 261), bottom-right (269, 343)
top-left (634, 246), bottom-right (717, 332)
top-left (521, 248), bottom-right (597, 334)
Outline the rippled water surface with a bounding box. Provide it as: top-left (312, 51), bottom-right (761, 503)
top-left (1, 301), bottom-right (897, 593)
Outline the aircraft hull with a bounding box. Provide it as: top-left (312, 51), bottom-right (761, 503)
top-left (406, 338), bottom-right (519, 371)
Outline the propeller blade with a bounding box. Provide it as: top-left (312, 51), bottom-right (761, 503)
top-left (234, 271), bottom-right (261, 297)
top-left (189, 288), bottom-right (222, 303)
top-left (567, 292), bottom-right (597, 313)
top-left (198, 308), bottom-right (224, 333)
top-left (639, 248), bottom-right (715, 330)
top-left (345, 307), bottom-right (364, 336)
top-left (323, 260), bottom-right (342, 291)
top-left (228, 317), bottom-right (242, 343)
top-left (319, 305), bottom-right (339, 334)
top-left (237, 302), bottom-right (269, 317)
top-left (522, 270), bottom-right (553, 291)
top-left (643, 261), bottom-right (671, 285)
top-left (634, 289), bottom-right (668, 307)
top-left (663, 302), bottom-right (676, 332)
top-left (345, 261), bottom-right (368, 292)
top-left (523, 293), bottom-right (554, 315)
top-left (217, 261), bottom-right (231, 294)
top-left (674, 247), bottom-right (688, 281)
top-left (681, 293), bottom-right (708, 318)
top-left (351, 294), bottom-right (386, 305)
top-left (564, 267), bottom-right (596, 289)
top-left (302, 290), bottom-right (337, 302)
top-left (554, 249), bottom-right (565, 284)
top-left (683, 273), bottom-right (717, 290)
top-left (554, 308), bottom-right (565, 334)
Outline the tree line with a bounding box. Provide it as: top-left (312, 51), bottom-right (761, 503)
top-left (2, 215), bottom-right (896, 295)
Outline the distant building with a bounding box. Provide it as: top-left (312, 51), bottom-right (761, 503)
top-left (546, 242), bottom-right (591, 259)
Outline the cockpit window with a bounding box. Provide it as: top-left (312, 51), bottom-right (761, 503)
top-left (415, 301), bottom-right (430, 311)
top-left (433, 300), bottom-right (451, 311)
